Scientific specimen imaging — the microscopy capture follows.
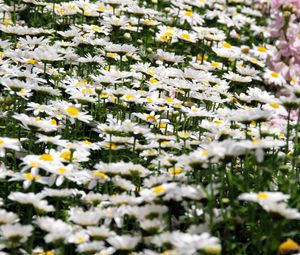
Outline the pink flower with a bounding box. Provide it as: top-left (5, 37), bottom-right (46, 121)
top-left (271, 118), bottom-right (286, 128)
top-left (270, 12), bottom-right (284, 37)
top-left (290, 110), bottom-right (299, 121)
top-left (289, 0), bottom-right (300, 9)
top-left (272, 0), bottom-right (300, 10)
top-left (271, 0), bottom-right (285, 8)
top-left (273, 62), bottom-right (290, 79)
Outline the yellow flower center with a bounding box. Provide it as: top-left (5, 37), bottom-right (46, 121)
top-left (165, 31), bottom-right (174, 37)
top-left (76, 80), bottom-right (88, 86)
top-left (211, 61), bottom-right (221, 67)
top-left (146, 115), bottom-right (157, 122)
top-left (93, 171), bottom-right (108, 180)
top-left (270, 102), bottom-right (280, 109)
top-left (180, 132), bottom-right (190, 139)
top-left (147, 97), bottom-right (153, 103)
top-left (125, 94), bottom-right (135, 100)
top-left (60, 151), bottom-right (72, 161)
top-left (100, 93), bottom-right (109, 99)
top-left (27, 59), bottom-right (38, 64)
top-left (213, 120), bottom-right (223, 125)
top-left (39, 154), bottom-right (54, 161)
top-left (107, 52), bottom-right (119, 58)
top-left (83, 140), bottom-right (92, 145)
top-left (24, 173), bottom-right (34, 181)
top-left (201, 150), bottom-right (209, 156)
top-left (66, 107), bottom-right (79, 117)
top-left (158, 123), bottom-right (167, 129)
top-left (160, 35), bottom-right (170, 42)
top-left (169, 167), bottom-right (183, 175)
top-left (223, 42), bottom-right (232, 48)
top-left (165, 98), bottom-right (174, 103)
top-left (91, 25), bottom-right (102, 32)
top-left (144, 19), bottom-right (153, 25)
top-left (78, 236), bottom-right (86, 243)
top-left (50, 118), bottom-right (58, 125)
top-left (242, 48), bottom-right (250, 54)
top-left (57, 167), bottom-right (67, 175)
top-left (0, 139), bottom-right (4, 146)
top-left (258, 46), bottom-right (267, 52)
top-left (257, 192), bottom-right (269, 200)
top-left (161, 141), bottom-right (169, 146)
top-left (105, 143), bottom-right (117, 150)
top-left (149, 78), bottom-right (158, 83)
top-left (271, 71), bottom-right (279, 78)
top-left (58, 9), bottom-right (66, 14)
top-left (181, 33), bottom-right (191, 40)
top-left (19, 89), bottom-right (26, 95)
top-left (279, 133), bottom-right (285, 139)
top-left (97, 6), bottom-right (105, 11)
top-left (152, 185), bottom-right (166, 195)
top-left (197, 55), bottom-right (207, 61)
top-left (30, 161), bottom-right (39, 167)
top-left (279, 239), bottom-right (299, 253)
top-left (185, 11), bottom-right (193, 16)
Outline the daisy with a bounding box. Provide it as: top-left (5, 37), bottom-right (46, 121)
top-left (0, 209), bottom-right (19, 225)
top-left (0, 223), bottom-right (33, 243)
top-left (263, 69), bottom-right (286, 86)
top-left (251, 44), bottom-right (271, 59)
top-left (51, 101), bottom-right (93, 124)
top-left (177, 9), bottom-right (204, 26)
top-left (69, 207), bottom-right (102, 226)
top-left (9, 170), bottom-right (47, 189)
top-left (223, 71), bottom-right (252, 83)
top-left (8, 192), bottom-right (55, 212)
top-left (13, 114), bottom-right (60, 132)
top-left (0, 137), bottom-right (21, 157)
top-left (261, 202), bottom-right (300, 220)
top-left (177, 31), bottom-right (198, 43)
top-left (107, 235), bottom-right (141, 251)
top-left (238, 191), bottom-right (289, 204)
top-left (36, 216), bottom-right (73, 243)
top-left (152, 50), bottom-right (185, 64)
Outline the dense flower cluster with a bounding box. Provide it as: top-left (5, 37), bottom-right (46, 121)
top-left (267, 2), bottom-right (300, 80)
top-left (0, 0), bottom-right (299, 254)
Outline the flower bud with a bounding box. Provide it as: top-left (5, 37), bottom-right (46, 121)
top-left (146, 47), bottom-right (153, 53)
top-left (123, 32), bottom-right (132, 40)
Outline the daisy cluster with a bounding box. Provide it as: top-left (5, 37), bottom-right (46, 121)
top-left (0, 0), bottom-right (299, 254)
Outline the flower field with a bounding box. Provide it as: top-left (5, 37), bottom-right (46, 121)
top-left (0, 0), bottom-right (300, 254)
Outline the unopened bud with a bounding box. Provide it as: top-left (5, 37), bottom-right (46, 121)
top-left (146, 47), bottom-right (153, 53)
top-left (123, 32), bottom-right (132, 40)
